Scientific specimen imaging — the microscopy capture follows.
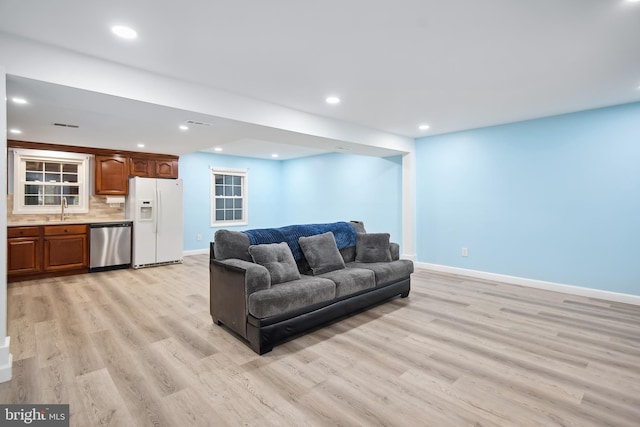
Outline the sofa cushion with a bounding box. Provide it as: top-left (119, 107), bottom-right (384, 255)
top-left (213, 229), bottom-right (252, 261)
top-left (248, 276), bottom-right (336, 318)
top-left (299, 232), bottom-right (346, 275)
top-left (248, 243), bottom-right (301, 285)
top-left (347, 259), bottom-right (414, 287)
top-left (355, 233), bottom-right (392, 263)
top-left (340, 246), bottom-right (357, 264)
top-left (318, 268), bottom-right (375, 298)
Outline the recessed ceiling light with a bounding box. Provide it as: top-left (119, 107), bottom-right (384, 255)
top-left (418, 124), bottom-right (430, 130)
top-left (326, 96), bottom-right (341, 104)
top-left (9, 129), bottom-right (22, 134)
top-left (214, 147), bottom-right (223, 152)
top-left (137, 143), bottom-right (145, 148)
top-left (271, 154), bottom-right (279, 158)
top-left (111, 25), bottom-right (138, 40)
top-left (11, 97), bottom-right (27, 104)
top-left (179, 125), bottom-right (189, 131)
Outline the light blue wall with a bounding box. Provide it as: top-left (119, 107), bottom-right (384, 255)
top-left (281, 153), bottom-right (403, 244)
top-left (180, 151), bottom-right (404, 251)
top-left (416, 102), bottom-right (640, 295)
top-left (180, 151), bottom-right (283, 251)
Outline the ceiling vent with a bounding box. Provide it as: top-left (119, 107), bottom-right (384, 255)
top-left (52, 122), bottom-right (80, 128)
top-left (186, 120), bottom-right (213, 127)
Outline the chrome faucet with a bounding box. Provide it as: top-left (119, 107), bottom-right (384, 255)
top-left (61, 197), bottom-right (69, 221)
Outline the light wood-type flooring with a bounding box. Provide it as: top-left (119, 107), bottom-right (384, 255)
top-left (1, 254), bottom-right (639, 426)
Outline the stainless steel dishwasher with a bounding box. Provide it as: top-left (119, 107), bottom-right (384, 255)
top-left (89, 222), bottom-right (132, 272)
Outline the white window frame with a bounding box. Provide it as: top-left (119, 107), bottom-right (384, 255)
top-left (210, 167), bottom-right (248, 227)
top-left (12, 148), bottom-right (91, 214)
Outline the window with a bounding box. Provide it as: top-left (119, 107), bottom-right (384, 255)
top-left (13, 149), bottom-right (91, 214)
top-left (211, 167), bottom-right (248, 226)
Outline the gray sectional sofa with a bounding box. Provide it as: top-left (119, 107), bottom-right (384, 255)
top-left (209, 221), bottom-right (413, 354)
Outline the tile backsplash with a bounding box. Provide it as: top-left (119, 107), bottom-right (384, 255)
top-left (7, 194), bottom-right (126, 225)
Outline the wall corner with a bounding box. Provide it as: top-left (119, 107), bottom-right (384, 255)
top-left (1, 66), bottom-right (12, 383)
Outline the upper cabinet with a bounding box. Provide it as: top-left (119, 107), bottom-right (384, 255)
top-left (155, 158), bottom-right (179, 179)
top-left (95, 155), bottom-right (129, 195)
top-left (8, 141), bottom-right (179, 198)
top-left (129, 156), bottom-right (179, 179)
top-left (129, 156), bottom-right (155, 177)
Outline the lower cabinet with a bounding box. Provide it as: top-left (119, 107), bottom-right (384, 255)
top-left (7, 224), bottom-right (89, 282)
top-left (43, 225), bottom-right (88, 272)
top-left (7, 227), bottom-right (41, 276)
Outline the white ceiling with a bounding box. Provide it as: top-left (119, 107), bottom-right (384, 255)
top-left (2, 0), bottom-right (640, 158)
top-left (6, 75), bottom-right (401, 158)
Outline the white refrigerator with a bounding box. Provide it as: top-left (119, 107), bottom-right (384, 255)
top-left (126, 177), bottom-right (184, 268)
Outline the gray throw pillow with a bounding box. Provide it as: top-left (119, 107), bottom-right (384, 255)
top-left (355, 232), bottom-right (392, 263)
top-left (299, 232), bottom-right (346, 275)
top-left (248, 242), bottom-right (301, 285)
top-left (213, 229), bottom-right (251, 261)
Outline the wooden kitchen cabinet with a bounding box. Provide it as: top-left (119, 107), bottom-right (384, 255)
top-left (95, 155), bottom-right (129, 195)
top-left (9, 141), bottom-right (178, 193)
top-left (43, 225), bottom-right (88, 272)
top-left (129, 156), bottom-right (179, 178)
top-left (7, 227), bottom-right (42, 276)
top-left (129, 156), bottom-right (155, 177)
top-left (155, 158), bottom-right (179, 178)
top-left (7, 224), bottom-right (89, 281)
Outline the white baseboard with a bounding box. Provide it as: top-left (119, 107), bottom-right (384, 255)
top-left (0, 336), bottom-right (12, 383)
top-left (415, 262), bottom-right (640, 306)
top-left (183, 249), bottom-right (209, 257)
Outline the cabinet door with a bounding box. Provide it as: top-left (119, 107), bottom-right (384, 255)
top-left (95, 155), bottom-right (129, 195)
top-left (43, 234), bottom-right (88, 271)
top-left (129, 157), bottom-right (155, 177)
top-left (7, 237), bottom-right (42, 275)
top-left (155, 159), bottom-right (179, 179)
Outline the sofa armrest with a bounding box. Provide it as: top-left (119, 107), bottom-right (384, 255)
top-left (218, 259), bottom-right (271, 294)
top-left (210, 258), bottom-right (270, 339)
top-left (390, 242), bottom-right (400, 261)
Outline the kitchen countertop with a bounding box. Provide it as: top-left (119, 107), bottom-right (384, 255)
top-left (7, 219), bottom-right (133, 227)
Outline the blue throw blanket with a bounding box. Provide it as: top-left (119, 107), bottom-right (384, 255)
top-left (243, 222), bottom-right (356, 260)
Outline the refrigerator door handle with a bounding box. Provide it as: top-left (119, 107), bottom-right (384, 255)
top-left (155, 188), bottom-right (160, 234)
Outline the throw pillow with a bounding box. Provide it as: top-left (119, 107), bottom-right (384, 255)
top-left (299, 232), bottom-right (346, 275)
top-left (213, 229), bottom-right (252, 261)
top-left (355, 232), bottom-right (392, 263)
top-left (248, 242), bottom-right (301, 285)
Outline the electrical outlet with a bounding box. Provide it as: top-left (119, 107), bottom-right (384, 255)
top-left (461, 247), bottom-right (468, 257)
top-left (197, 234), bottom-right (202, 241)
